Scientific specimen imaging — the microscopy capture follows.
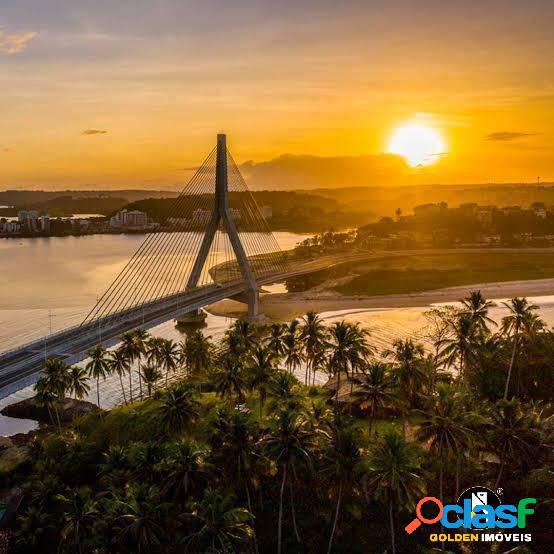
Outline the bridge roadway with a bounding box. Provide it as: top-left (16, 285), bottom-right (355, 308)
top-left (0, 269), bottom-right (308, 400)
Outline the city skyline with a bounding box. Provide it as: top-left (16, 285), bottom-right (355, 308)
top-left (1, 0), bottom-right (554, 189)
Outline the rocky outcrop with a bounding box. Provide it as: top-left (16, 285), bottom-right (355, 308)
top-left (1, 396), bottom-right (100, 425)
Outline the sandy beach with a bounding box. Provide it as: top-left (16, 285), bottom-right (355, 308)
top-left (207, 277), bottom-right (554, 321)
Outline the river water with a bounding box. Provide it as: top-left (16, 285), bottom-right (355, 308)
top-left (2, 234), bottom-right (554, 436)
top-left (0, 232), bottom-right (310, 435)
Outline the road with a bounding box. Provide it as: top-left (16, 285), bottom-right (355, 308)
top-left (0, 260), bottom-right (329, 399)
top-left (4, 245), bottom-right (537, 399)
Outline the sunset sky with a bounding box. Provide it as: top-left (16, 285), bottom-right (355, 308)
top-left (2, 0), bottom-right (554, 189)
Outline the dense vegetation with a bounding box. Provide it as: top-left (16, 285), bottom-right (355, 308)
top-left (122, 191), bottom-right (369, 232)
top-left (288, 231), bottom-right (554, 295)
top-left (358, 207), bottom-right (554, 247)
top-left (6, 293), bottom-right (553, 553)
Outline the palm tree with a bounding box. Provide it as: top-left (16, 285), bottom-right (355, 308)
top-left (14, 507), bottom-right (56, 552)
top-left (120, 332), bottom-right (139, 401)
top-left (310, 345), bottom-right (329, 386)
top-left (461, 290), bottom-right (496, 333)
top-left (385, 338), bottom-right (427, 408)
top-left (35, 358), bottom-right (69, 426)
top-left (36, 357), bottom-right (69, 400)
top-left (267, 322), bottom-right (287, 360)
top-left (261, 409), bottom-right (312, 553)
top-left (416, 385), bottom-right (479, 523)
top-left (212, 411), bottom-right (261, 554)
top-left (283, 319), bottom-right (303, 375)
top-left (300, 311), bottom-right (327, 385)
top-left (213, 351), bottom-right (247, 403)
top-left (438, 315), bottom-right (479, 381)
top-left (98, 445), bottom-right (130, 489)
top-left (155, 439), bottom-right (208, 500)
top-left (146, 336), bottom-right (164, 367)
top-left (56, 487), bottom-right (98, 554)
top-left (247, 345), bottom-right (277, 418)
top-left (67, 366), bottom-right (91, 401)
top-left (501, 297), bottom-right (539, 400)
top-left (488, 399), bottom-right (542, 487)
top-left (158, 338), bottom-right (180, 386)
top-left (30, 475), bottom-right (63, 511)
top-left (224, 319), bottom-right (257, 359)
top-left (108, 348), bottom-right (130, 404)
top-left (267, 370), bottom-right (302, 411)
top-left (365, 431), bottom-right (425, 554)
top-left (115, 485), bottom-right (167, 554)
top-left (352, 362), bottom-right (397, 432)
top-left (322, 425), bottom-right (363, 553)
top-left (34, 388), bottom-right (59, 427)
top-left (132, 328), bottom-right (151, 398)
top-left (328, 321), bottom-right (370, 408)
top-left (141, 364), bottom-right (162, 398)
top-left (158, 385), bottom-right (200, 433)
top-left (85, 345), bottom-right (110, 408)
top-left (302, 398), bottom-right (333, 433)
top-left (185, 487), bottom-right (254, 552)
top-left (180, 329), bottom-right (213, 376)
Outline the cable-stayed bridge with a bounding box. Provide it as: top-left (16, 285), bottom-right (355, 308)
top-left (0, 134), bottom-right (308, 398)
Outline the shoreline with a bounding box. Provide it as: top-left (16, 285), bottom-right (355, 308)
top-left (207, 277), bottom-right (554, 321)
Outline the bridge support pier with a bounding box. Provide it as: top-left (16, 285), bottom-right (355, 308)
top-left (184, 133), bottom-right (261, 323)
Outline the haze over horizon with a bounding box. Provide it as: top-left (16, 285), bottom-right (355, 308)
top-left (2, 0), bottom-right (554, 190)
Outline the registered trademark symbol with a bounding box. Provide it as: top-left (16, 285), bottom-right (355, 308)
top-left (496, 488), bottom-right (503, 496)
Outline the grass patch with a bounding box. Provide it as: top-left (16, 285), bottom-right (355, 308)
top-left (73, 399), bottom-right (164, 446)
top-left (336, 251), bottom-right (554, 296)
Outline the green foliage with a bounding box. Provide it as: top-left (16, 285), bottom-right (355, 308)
top-left (12, 299), bottom-right (554, 553)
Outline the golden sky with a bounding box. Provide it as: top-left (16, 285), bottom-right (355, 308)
top-left (1, 1), bottom-right (553, 189)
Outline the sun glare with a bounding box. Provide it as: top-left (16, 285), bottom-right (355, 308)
top-left (388, 124), bottom-right (446, 167)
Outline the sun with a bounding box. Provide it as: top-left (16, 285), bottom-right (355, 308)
top-left (387, 124), bottom-right (446, 167)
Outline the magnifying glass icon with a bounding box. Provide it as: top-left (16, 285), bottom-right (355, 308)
top-left (405, 497), bottom-right (443, 534)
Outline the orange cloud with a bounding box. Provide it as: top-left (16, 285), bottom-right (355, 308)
top-left (485, 132), bottom-right (538, 141)
top-left (0, 30), bottom-right (37, 54)
top-left (82, 129), bottom-right (108, 135)
top-left (241, 153), bottom-right (410, 190)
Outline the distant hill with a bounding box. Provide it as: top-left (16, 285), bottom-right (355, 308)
top-left (293, 183), bottom-right (554, 217)
top-left (0, 189), bottom-right (179, 217)
top-left (4, 184), bottom-right (554, 227)
top-left (0, 189), bottom-right (178, 206)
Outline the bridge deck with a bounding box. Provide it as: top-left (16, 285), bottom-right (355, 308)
top-left (0, 269), bottom-right (309, 399)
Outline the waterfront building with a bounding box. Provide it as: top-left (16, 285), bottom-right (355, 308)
top-left (40, 215), bottom-right (50, 232)
top-left (123, 210), bottom-right (148, 227)
top-left (18, 210), bottom-right (39, 232)
top-left (110, 209), bottom-right (149, 228)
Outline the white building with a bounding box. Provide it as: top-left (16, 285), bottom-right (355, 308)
top-left (40, 215), bottom-right (50, 232)
top-left (18, 210), bottom-right (39, 231)
top-left (18, 210), bottom-right (38, 223)
top-left (110, 209), bottom-right (149, 228)
top-left (124, 210), bottom-right (148, 227)
top-left (1, 221), bottom-right (21, 234)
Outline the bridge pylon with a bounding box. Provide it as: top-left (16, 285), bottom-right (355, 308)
top-left (185, 134), bottom-right (260, 321)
